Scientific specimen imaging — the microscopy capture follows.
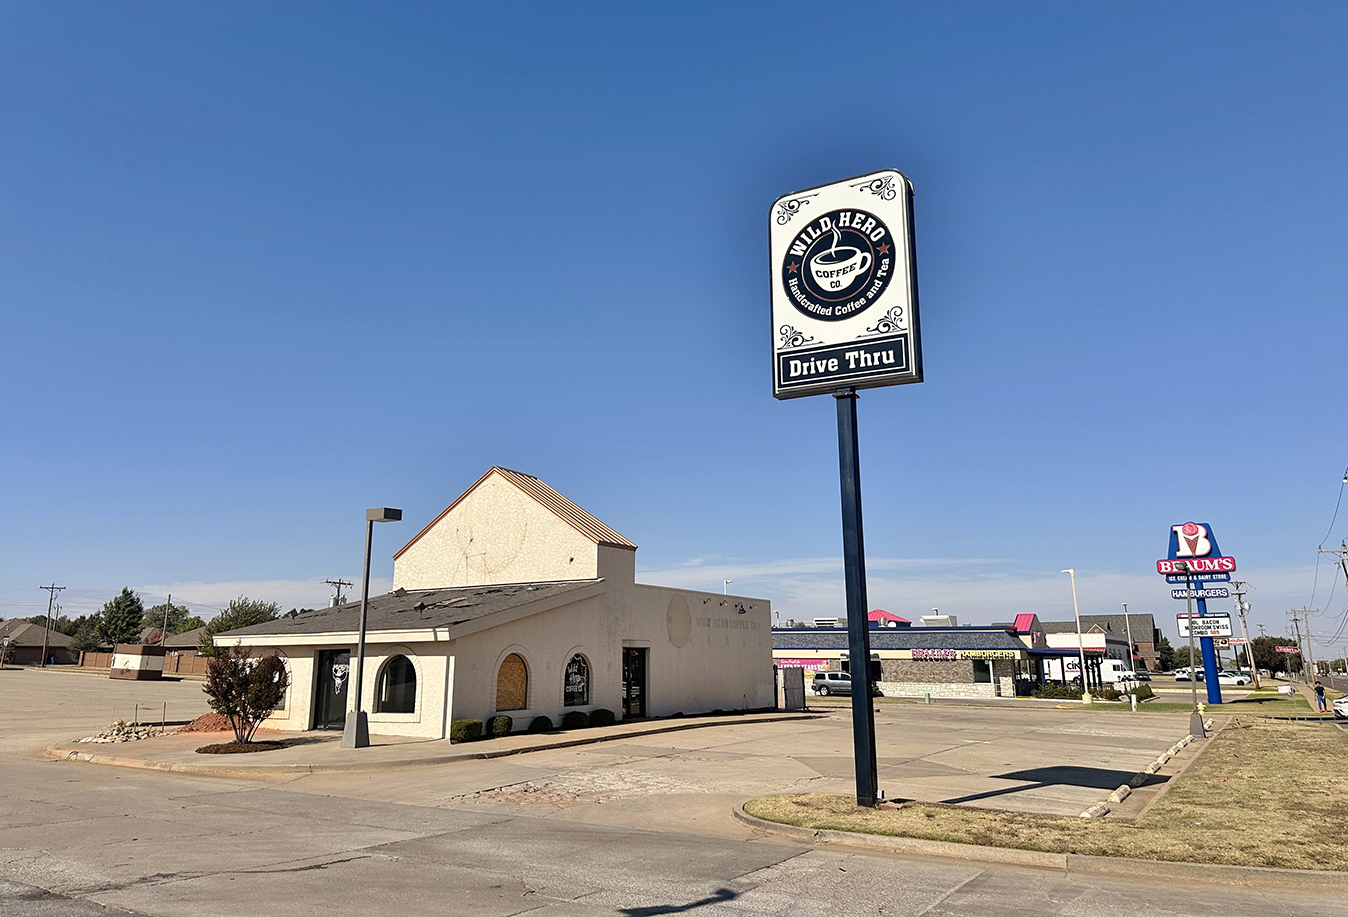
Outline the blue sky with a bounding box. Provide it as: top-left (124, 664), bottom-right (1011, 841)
top-left (3, 3), bottom-right (1347, 655)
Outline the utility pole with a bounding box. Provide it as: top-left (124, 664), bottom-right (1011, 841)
top-left (160, 593), bottom-right (172, 645)
top-left (1122, 602), bottom-right (1137, 672)
top-left (1257, 622), bottom-right (1266, 638)
top-left (1301, 608), bottom-right (1319, 680)
top-left (324, 579), bottom-right (353, 607)
top-left (1289, 611), bottom-right (1305, 682)
top-left (1230, 581), bottom-right (1258, 688)
top-left (38, 584), bottom-right (65, 668)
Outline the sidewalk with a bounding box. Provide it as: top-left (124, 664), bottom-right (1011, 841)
top-left (45, 710), bottom-right (823, 778)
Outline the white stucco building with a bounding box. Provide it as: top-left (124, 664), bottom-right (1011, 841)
top-left (217, 467), bottom-right (774, 738)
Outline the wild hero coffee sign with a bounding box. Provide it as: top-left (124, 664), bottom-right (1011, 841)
top-left (770, 169), bottom-right (922, 399)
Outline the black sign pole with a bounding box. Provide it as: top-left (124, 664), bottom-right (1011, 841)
top-left (835, 388), bottom-right (878, 807)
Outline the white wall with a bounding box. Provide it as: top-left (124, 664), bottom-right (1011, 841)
top-left (394, 472), bottom-right (606, 589)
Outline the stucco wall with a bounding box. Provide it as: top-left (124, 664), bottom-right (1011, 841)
top-left (393, 473), bottom-right (604, 589)
top-left (258, 643), bottom-right (453, 738)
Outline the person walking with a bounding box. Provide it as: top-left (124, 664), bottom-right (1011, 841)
top-left (1314, 681), bottom-right (1327, 713)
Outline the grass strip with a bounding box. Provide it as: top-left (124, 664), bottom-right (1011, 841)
top-left (744, 719), bottom-right (1348, 871)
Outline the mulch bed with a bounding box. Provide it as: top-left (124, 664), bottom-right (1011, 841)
top-left (195, 741), bottom-right (290, 755)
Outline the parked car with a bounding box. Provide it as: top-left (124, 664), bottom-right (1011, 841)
top-left (1216, 671), bottom-right (1251, 686)
top-left (1333, 694), bottom-right (1348, 720)
top-left (811, 671), bottom-right (882, 696)
top-left (1173, 667), bottom-right (1205, 682)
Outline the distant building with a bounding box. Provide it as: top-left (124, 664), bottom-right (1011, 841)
top-left (0, 620), bottom-right (77, 666)
top-left (1036, 612), bottom-right (1160, 671)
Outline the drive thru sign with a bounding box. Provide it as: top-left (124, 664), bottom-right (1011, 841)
top-left (769, 170), bottom-right (925, 810)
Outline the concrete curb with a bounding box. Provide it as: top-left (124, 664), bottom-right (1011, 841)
top-left (45, 712), bottom-right (824, 779)
top-left (733, 804), bottom-right (1348, 888)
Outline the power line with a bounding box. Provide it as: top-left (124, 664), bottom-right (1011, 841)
top-left (324, 579), bottom-right (353, 607)
top-left (1309, 466), bottom-right (1348, 610)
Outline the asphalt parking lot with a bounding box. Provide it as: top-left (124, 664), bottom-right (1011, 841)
top-left (4, 667), bottom-right (1345, 917)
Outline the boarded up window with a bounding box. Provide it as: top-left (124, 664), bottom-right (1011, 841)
top-left (496, 653), bottom-right (528, 711)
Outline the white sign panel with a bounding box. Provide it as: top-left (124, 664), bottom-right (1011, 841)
top-left (1177, 614), bottom-right (1233, 638)
top-left (770, 169), bottom-right (922, 399)
top-left (1171, 587), bottom-right (1230, 600)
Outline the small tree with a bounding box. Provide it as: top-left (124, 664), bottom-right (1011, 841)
top-left (1156, 635), bottom-right (1175, 670)
top-left (198, 596), bottom-right (281, 657)
top-left (203, 648), bottom-right (289, 744)
top-left (71, 622), bottom-right (101, 653)
top-left (141, 601), bottom-right (193, 636)
top-left (98, 588), bottom-right (145, 646)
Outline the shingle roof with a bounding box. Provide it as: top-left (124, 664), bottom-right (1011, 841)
top-left (394, 467), bottom-right (636, 561)
top-left (216, 580), bottom-right (602, 639)
top-left (0, 620), bottom-right (75, 647)
top-left (772, 627), bottom-right (1026, 652)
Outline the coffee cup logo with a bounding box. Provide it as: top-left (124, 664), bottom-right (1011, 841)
top-left (810, 229), bottom-right (872, 292)
top-left (781, 209), bottom-right (894, 322)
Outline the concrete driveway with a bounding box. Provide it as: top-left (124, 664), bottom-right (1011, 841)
top-left (3, 667), bottom-right (1344, 917)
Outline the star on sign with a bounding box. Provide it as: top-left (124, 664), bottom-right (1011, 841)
top-left (877, 242), bottom-right (891, 255)
top-left (787, 262), bottom-right (799, 273)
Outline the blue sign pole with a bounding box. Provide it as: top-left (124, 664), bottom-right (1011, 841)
top-left (1195, 593), bottom-right (1223, 704)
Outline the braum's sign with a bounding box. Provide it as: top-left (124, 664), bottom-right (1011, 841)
top-left (770, 169), bottom-right (922, 399)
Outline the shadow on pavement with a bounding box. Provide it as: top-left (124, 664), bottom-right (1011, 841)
top-left (619, 887), bottom-right (740, 915)
top-left (941, 765), bottom-right (1162, 805)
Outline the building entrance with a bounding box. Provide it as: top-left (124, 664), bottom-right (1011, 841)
top-left (314, 648), bottom-right (351, 730)
top-left (622, 647), bottom-right (647, 718)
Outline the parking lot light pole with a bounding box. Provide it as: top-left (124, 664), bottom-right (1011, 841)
top-left (1061, 570), bottom-right (1090, 704)
top-left (1176, 562), bottom-right (1205, 738)
top-left (342, 507), bottom-right (402, 749)
top-left (1122, 602), bottom-right (1136, 674)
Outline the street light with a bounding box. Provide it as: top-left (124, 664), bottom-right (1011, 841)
top-left (1061, 569), bottom-right (1090, 704)
top-left (342, 506), bottom-right (402, 749)
top-left (1122, 602), bottom-right (1135, 673)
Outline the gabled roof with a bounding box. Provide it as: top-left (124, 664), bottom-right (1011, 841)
top-left (0, 620), bottom-right (75, 647)
top-left (216, 580), bottom-right (602, 639)
top-left (394, 466), bottom-right (636, 560)
top-left (868, 609), bottom-right (909, 624)
top-left (1012, 613), bottom-right (1038, 634)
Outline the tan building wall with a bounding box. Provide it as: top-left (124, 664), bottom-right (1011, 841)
top-left (393, 472), bottom-right (608, 589)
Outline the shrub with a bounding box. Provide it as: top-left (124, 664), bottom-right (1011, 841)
top-left (1126, 683), bottom-right (1155, 700)
top-left (1031, 682), bottom-right (1083, 700)
top-left (589, 708), bottom-right (616, 728)
top-left (203, 648), bottom-right (289, 744)
top-left (527, 716), bottom-right (553, 733)
top-left (560, 711), bottom-right (590, 729)
top-left (1090, 687), bottom-right (1122, 701)
top-left (486, 715), bottom-right (513, 738)
top-left (450, 719), bottom-right (482, 743)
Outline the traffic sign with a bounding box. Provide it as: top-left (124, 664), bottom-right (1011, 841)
top-left (1171, 587), bottom-right (1230, 600)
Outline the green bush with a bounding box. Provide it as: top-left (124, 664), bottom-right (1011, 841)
top-left (486, 715), bottom-right (513, 738)
top-left (527, 716), bottom-right (553, 733)
top-left (1031, 682), bottom-right (1083, 700)
top-left (589, 708), bottom-right (616, 728)
top-left (1126, 683), bottom-right (1155, 700)
top-left (560, 711), bottom-right (590, 729)
top-left (449, 719), bottom-right (482, 743)
top-left (1090, 686), bottom-right (1122, 701)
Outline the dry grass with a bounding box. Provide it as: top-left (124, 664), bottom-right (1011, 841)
top-left (744, 719), bottom-right (1348, 871)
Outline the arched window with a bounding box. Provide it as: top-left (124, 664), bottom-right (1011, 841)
top-left (376, 655), bottom-right (417, 713)
top-left (496, 653), bottom-right (528, 711)
top-left (564, 654), bottom-right (590, 707)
